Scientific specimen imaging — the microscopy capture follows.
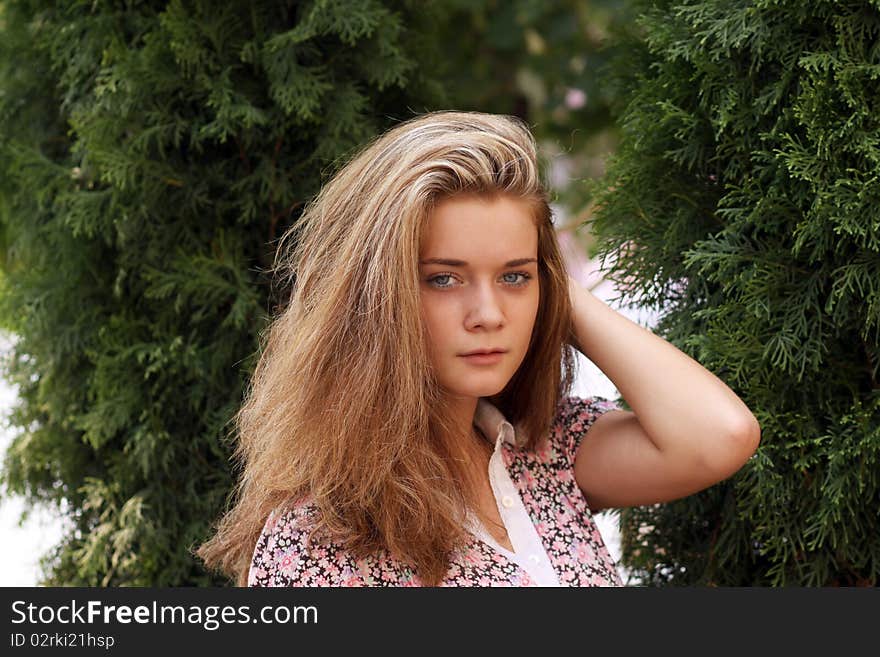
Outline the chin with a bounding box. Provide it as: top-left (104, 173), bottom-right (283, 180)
top-left (448, 379), bottom-right (511, 399)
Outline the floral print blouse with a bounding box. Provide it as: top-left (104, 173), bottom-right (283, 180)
top-left (248, 395), bottom-right (623, 587)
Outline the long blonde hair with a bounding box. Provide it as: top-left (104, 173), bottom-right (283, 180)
top-left (196, 110), bottom-right (579, 586)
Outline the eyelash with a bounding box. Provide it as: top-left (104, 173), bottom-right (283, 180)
top-left (426, 272), bottom-right (533, 289)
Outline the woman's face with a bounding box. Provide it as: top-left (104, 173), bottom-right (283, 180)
top-left (419, 194), bottom-right (540, 399)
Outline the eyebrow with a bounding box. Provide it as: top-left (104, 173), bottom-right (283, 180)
top-left (418, 257), bottom-right (538, 267)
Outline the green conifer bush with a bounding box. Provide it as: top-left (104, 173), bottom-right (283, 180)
top-left (591, 0), bottom-right (879, 585)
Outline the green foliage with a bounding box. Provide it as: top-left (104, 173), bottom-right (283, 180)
top-left (436, 0), bottom-right (638, 219)
top-left (593, 0), bottom-right (880, 585)
top-left (0, 0), bottom-right (449, 586)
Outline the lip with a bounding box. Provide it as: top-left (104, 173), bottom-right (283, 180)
top-left (460, 349), bottom-right (507, 356)
top-left (459, 351), bottom-right (506, 365)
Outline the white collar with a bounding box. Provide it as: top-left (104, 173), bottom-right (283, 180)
top-left (473, 397), bottom-right (520, 448)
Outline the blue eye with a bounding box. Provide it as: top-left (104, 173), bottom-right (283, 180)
top-left (426, 272), bottom-right (532, 289)
top-left (428, 274), bottom-right (455, 288)
top-left (503, 272), bottom-right (532, 286)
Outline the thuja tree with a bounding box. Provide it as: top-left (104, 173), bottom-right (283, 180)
top-left (590, 0), bottom-right (880, 585)
top-left (0, 0), bottom-right (451, 586)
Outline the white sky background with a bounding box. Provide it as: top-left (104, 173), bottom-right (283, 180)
top-left (0, 332), bottom-right (69, 586)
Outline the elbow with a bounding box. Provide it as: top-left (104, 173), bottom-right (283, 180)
top-left (732, 414), bottom-right (762, 459)
top-left (703, 416), bottom-right (762, 479)
top-left (729, 414), bottom-right (762, 469)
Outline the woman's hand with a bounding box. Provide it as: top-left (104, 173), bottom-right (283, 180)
top-left (567, 275), bottom-right (589, 352)
top-left (567, 275), bottom-right (594, 320)
top-left (567, 275), bottom-right (581, 310)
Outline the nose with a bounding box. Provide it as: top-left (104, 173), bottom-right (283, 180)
top-left (464, 280), bottom-right (505, 329)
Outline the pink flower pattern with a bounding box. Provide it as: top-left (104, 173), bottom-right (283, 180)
top-left (248, 396), bottom-right (623, 587)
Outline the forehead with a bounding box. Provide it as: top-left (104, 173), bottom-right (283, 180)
top-left (419, 195), bottom-right (538, 262)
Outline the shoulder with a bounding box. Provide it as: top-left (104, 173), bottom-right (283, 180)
top-left (548, 395), bottom-right (623, 468)
top-left (247, 501), bottom-right (367, 587)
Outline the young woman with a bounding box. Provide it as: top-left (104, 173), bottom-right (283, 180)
top-left (196, 111), bottom-right (761, 587)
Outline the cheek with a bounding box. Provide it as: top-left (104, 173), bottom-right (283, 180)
top-left (521, 285), bottom-right (540, 320)
top-left (419, 300), bottom-right (452, 347)
top-left (520, 289), bottom-right (540, 341)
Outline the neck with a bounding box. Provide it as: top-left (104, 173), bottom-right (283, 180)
top-left (440, 394), bottom-right (493, 499)
top-left (441, 394), bottom-right (483, 452)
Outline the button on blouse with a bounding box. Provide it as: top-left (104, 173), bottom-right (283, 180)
top-left (466, 399), bottom-right (561, 586)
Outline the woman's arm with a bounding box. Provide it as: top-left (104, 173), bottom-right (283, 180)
top-left (567, 276), bottom-right (761, 512)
